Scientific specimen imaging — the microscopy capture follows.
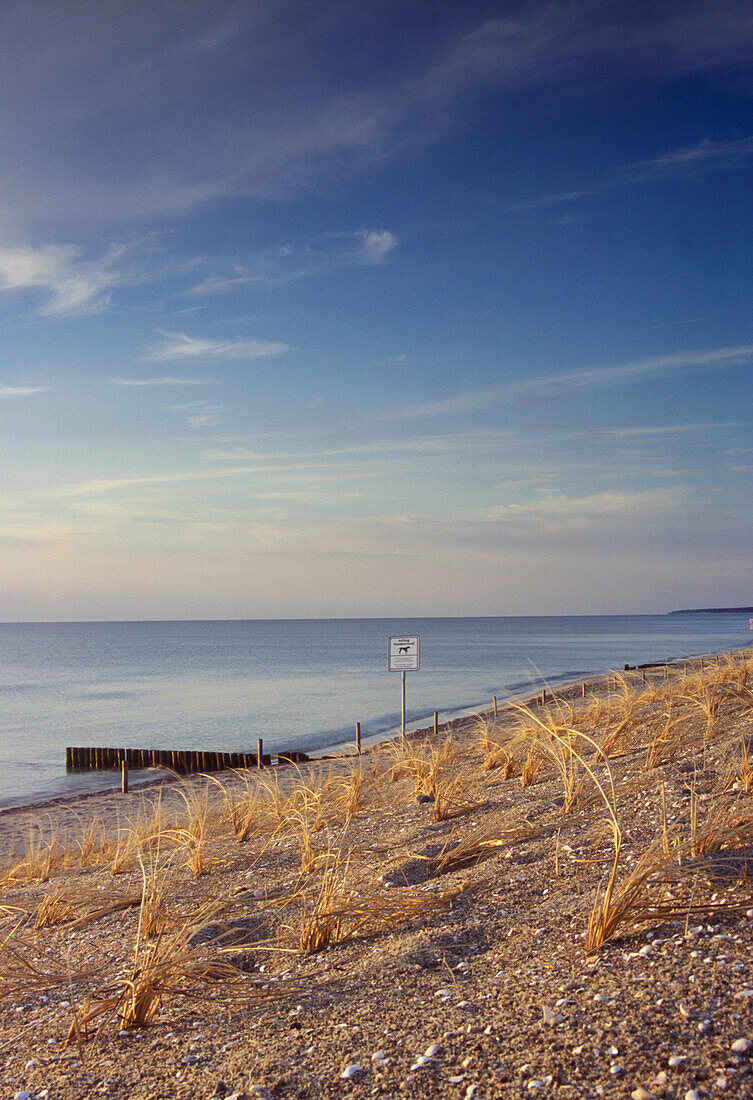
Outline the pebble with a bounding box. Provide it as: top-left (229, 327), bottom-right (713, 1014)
top-left (638, 944), bottom-right (654, 957)
top-left (668, 1055), bottom-right (685, 1069)
top-left (339, 1064), bottom-right (363, 1080)
top-left (685, 1092), bottom-right (700, 1100)
top-left (631, 1089), bottom-right (657, 1100)
top-left (424, 1042), bottom-right (442, 1057)
top-left (731, 1037), bottom-right (752, 1054)
top-left (14, 1093), bottom-right (31, 1100)
top-left (410, 1056), bottom-right (433, 1070)
top-left (542, 1006), bottom-right (562, 1025)
top-left (435, 989), bottom-right (453, 1001)
top-left (463, 1087), bottom-right (478, 1100)
top-left (698, 1019), bottom-right (712, 1033)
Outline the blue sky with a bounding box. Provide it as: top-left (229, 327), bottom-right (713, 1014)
top-left (1, 0), bottom-right (752, 620)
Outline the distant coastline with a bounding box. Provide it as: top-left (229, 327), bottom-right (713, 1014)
top-left (669, 606), bottom-right (753, 614)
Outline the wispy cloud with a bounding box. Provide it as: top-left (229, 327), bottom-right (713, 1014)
top-left (390, 343), bottom-right (753, 420)
top-left (471, 487), bottom-right (687, 528)
top-left (191, 229), bottom-right (398, 294)
top-left (147, 331), bottom-right (290, 361)
top-left (512, 134), bottom-right (753, 214)
top-left (0, 242), bottom-right (122, 314)
top-left (624, 136), bottom-right (753, 182)
top-left (0, 382), bottom-right (49, 398)
top-left (3, 4), bottom-right (753, 228)
top-left (111, 376), bottom-right (211, 387)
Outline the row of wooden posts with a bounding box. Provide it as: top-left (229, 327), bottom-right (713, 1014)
top-left (66, 658), bottom-right (699, 793)
top-left (65, 740), bottom-right (310, 775)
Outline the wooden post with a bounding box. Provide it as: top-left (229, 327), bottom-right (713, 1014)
top-left (121, 760), bottom-right (129, 794)
top-left (257, 738), bottom-right (264, 768)
top-left (493, 696), bottom-right (498, 718)
top-left (355, 722), bottom-right (361, 755)
top-left (581, 681), bottom-right (586, 697)
top-left (434, 711), bottom-right (439, 738)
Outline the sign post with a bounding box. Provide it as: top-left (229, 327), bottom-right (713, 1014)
top-left (388, 635), bottom-right (420, 742)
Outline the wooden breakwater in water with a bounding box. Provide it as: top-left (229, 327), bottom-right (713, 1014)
top-left (65, 746), bottom-right (310, 774)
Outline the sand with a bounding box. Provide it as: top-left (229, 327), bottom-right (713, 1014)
top-left (0, 653), bottom-right (751, 1099)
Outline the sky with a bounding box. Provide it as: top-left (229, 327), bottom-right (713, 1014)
top-left (1, 0), bottom-right (753, 621)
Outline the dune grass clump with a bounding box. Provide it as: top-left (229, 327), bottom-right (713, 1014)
top-left (33, 887), bottom-right (72, 930)
top-left (2, 825), bottom-right (64, 886)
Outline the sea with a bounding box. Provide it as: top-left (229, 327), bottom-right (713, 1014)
top-left (0, 613), bottom-right (750, 809)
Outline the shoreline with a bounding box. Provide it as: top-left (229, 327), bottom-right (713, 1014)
top-left (7, 635), bottom-right (741, 826)
top-left (1, 618), bottom-right (748, 814)
top-left (0, 664), bottom-right (641, 823)
top-left (0, 649), bottom-right (725, 854)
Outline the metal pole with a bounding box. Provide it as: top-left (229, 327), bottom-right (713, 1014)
top-left (401, 670), bottom-right (406, 743)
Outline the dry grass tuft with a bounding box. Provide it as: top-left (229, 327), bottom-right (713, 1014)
top-left (33, 888), bottom-right (72, 930)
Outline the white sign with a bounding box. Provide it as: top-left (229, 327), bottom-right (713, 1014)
top-left (749, 617), bottom-right (753, 631)
top-left (388, 635), bottom-right (420, 671)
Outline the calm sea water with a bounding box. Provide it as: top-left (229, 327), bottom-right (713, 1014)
top-left (0, 614), bottom-right (749, 809)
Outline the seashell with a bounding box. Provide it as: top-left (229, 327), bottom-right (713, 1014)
top-left (668, 1055), bottom-right (685, 1069)
top-left (731, 1037), bottom-right (752, 1054)
top-left (631, 1089), bottom-right (657, 1100)
top-left (684, 1092), bottom-right (700, 1100)
top-left (411, 1055), bottom-right (433, 1070)
top-left (424, 1043), bottom-right (442, 1057)
top-left (542, 1006), bottom-right (562, 1026)
top-left (638, 944), bottom-right (653, 957)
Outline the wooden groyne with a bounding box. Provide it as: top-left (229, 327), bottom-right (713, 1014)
top-left (65, 746), bottom-right (310, 774)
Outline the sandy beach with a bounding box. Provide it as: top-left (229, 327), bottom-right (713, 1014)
top-left (0, 651), bottom-right (751, 1099)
